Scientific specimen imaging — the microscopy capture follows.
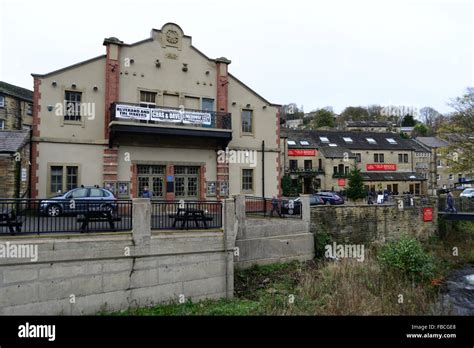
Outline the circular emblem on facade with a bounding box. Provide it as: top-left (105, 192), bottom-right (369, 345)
top-left (165, 29), bottom-right (179, 44)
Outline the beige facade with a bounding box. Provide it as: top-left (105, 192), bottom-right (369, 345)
top-left (31, 23), bottom-right (281, 199)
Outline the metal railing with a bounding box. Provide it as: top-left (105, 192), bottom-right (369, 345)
top-left (150, 200), bottom-right (222, 230)
top-left (0, 199), bottom-right (133, 235)
top-left (438, 196), bottom-right (474, 213)
top-left (110, 102), bottom-right (232, 130)
top-left (245, 196), bottom-right (302, 219)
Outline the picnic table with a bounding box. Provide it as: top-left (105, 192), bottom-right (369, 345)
top-left (169, 208), bottom-right (213, 229)
top-left (77, 208), bottom-right (121, 233)
top-left (0, 209), bottom-right (22, 235)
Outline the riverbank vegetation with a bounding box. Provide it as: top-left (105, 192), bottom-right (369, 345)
top-left (109, 221), bottom-right (473, 316)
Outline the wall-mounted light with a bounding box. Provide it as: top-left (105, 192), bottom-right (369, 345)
top-left (205, 71), bottom-right (210, 75)
top-left (51, 81), bottom-right (57, 87)
top-left (182, 63), bottom-right (188, 72)
top-left (246, 104), bottom-right (251, 108)
top-left (262, 105), bottom-right (267, 109)
top-left (71, 83), bottom-right (77, 89)
top-left (155, 59), bottom-right (161, 68)
top-left (232, 102), bottom-right (236, 106)
top-left (130, 59), bottom-right (135, 64)
top-left (47, 105), bottom-right (53, 112)
top-left (93, 86), bottom-right (98, 91)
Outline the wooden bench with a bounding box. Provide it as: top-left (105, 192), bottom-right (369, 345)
top-left (77, 210), bottom-right (121, 233)
top-left (169, 208), bottom-right (213, 229)
top-left (0, 210), bottom-right (22, 235)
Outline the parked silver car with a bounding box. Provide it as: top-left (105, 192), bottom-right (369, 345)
top-left (460, 188), bottom-right (474, 198)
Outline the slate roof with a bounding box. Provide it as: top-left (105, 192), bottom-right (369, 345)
top-left (0, 81), bottom-right (33, 102)
top-left (346, 120), bottom-right (393, 128)
top-left (360, 172), bottom-right (426, 181)
top-left (415, 137), bottom-right (449, 149)
top-left (0, 131), bottom-right (30, 153)
top-left (282, 129), bottom-right (427, 155)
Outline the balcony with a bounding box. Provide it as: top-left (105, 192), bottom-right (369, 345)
top-left (109, 102), bottom-right (232, 148)
top-left (332, 173), bottom-right (349, 179)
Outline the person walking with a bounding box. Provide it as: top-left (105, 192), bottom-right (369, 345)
top-left (270, 195), bottom-right (282, 217)
top-left (446, 191), bottom-right (457, 213)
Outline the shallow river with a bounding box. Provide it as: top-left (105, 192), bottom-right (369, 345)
top-left (442, 265), bottom-right (474, 315)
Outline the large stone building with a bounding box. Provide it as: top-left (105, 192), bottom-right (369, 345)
top-left (31, 23), bottom-right (281, 199)
top-left (281, 129), bottom-right (429, 195)
top-left (415, 136), bottom-right (473, 192)
top-left (0, 81), bottom-right (33, 131)
top-left (0, 131), bottom-right (30, 198)
top-left (0, 82), bottom-right (33, 198)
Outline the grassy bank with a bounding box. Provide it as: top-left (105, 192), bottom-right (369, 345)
top-left (109, 221), bottom-right (473, 316)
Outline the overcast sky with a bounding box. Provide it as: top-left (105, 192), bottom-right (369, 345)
top-left (0, 0), bottom-right (472, 114)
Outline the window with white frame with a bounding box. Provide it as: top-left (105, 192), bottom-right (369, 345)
top-left (343, 137), bottom-right (353, 143)
top-left (319, 136), bottom-right (329, 143)
top-left (0, 95), bottom-right (4, 108)
top-left (366, 138), bottom-right (376, 144)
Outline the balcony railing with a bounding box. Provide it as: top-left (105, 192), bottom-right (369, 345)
top-left (110, 102), bottom-right (232, 130)
top-left (332, 173), bottom-right (349, 178)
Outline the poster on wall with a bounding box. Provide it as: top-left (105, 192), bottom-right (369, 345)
top-left (423, 207), bottom-right (433, 222)
top-left (115, 104), bottom-right (212, 126)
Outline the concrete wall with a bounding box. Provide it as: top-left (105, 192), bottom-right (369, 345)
top-left (234, 195), bottom-right (315, 268)
top-left (0, 199), bottom-right (236, 315)
top-left (310, 196), bottom-right (438, 245)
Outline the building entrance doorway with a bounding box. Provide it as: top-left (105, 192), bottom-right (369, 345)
top-left (137, 165), bottom-right (165, 198)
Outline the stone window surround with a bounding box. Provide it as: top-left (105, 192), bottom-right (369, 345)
top-left (47, 163), bottom-right (81, 197)
top-left (61, 86), bottom-right (86, 128)
top-left (241, 168), bottom-right (254, 194)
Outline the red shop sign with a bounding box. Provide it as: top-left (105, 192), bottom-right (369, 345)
top-left (366, 164), bottom-right (397, 171)
top-left (423, 208), bottom-right (433, 222)
top-left (288, 149), bottom-right (317, 157)
top-left (337, 178), bottom-right (346, 187)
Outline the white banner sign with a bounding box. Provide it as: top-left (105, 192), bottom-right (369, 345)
top-left (115, 104), bottom-right (212, 126)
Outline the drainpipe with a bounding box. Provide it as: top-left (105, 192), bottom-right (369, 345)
top-left (262, 141), bottom-right (265, 198)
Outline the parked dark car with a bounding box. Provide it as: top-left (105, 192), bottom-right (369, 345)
top-left (40, 187), bottom-right (116, 217)
top-left (281, 195), bottom-right (325, 215)
top-left (317, 191), bottom-right (345, 205)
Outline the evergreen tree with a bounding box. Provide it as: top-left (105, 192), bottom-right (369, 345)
top-left (346, 167), bottom-right (366, 200)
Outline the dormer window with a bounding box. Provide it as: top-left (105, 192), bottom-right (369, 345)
top-left (343, 137), bottom-right (353, 143)
top-left (366, 138), bottom-right (376, 144)
top-left (287, 140), bottom-right (296, 146)
top-left (386, 138), bottom-right (397, 144)
top-left (300, 141), bottom-right (309, 146)
top-left (320, 136), bottom-right (329, 143)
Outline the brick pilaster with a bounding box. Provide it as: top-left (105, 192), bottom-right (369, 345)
top-left (130, 163), bottom-right (137, 198)
top-left (215, 57), bottom-right (231, 199)
top-left (276, 107), bottom-right (282, 198)
top-left (31, 77), bottom-right (41, 198)
top-left (103, 148), bottom-right (118, 183)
